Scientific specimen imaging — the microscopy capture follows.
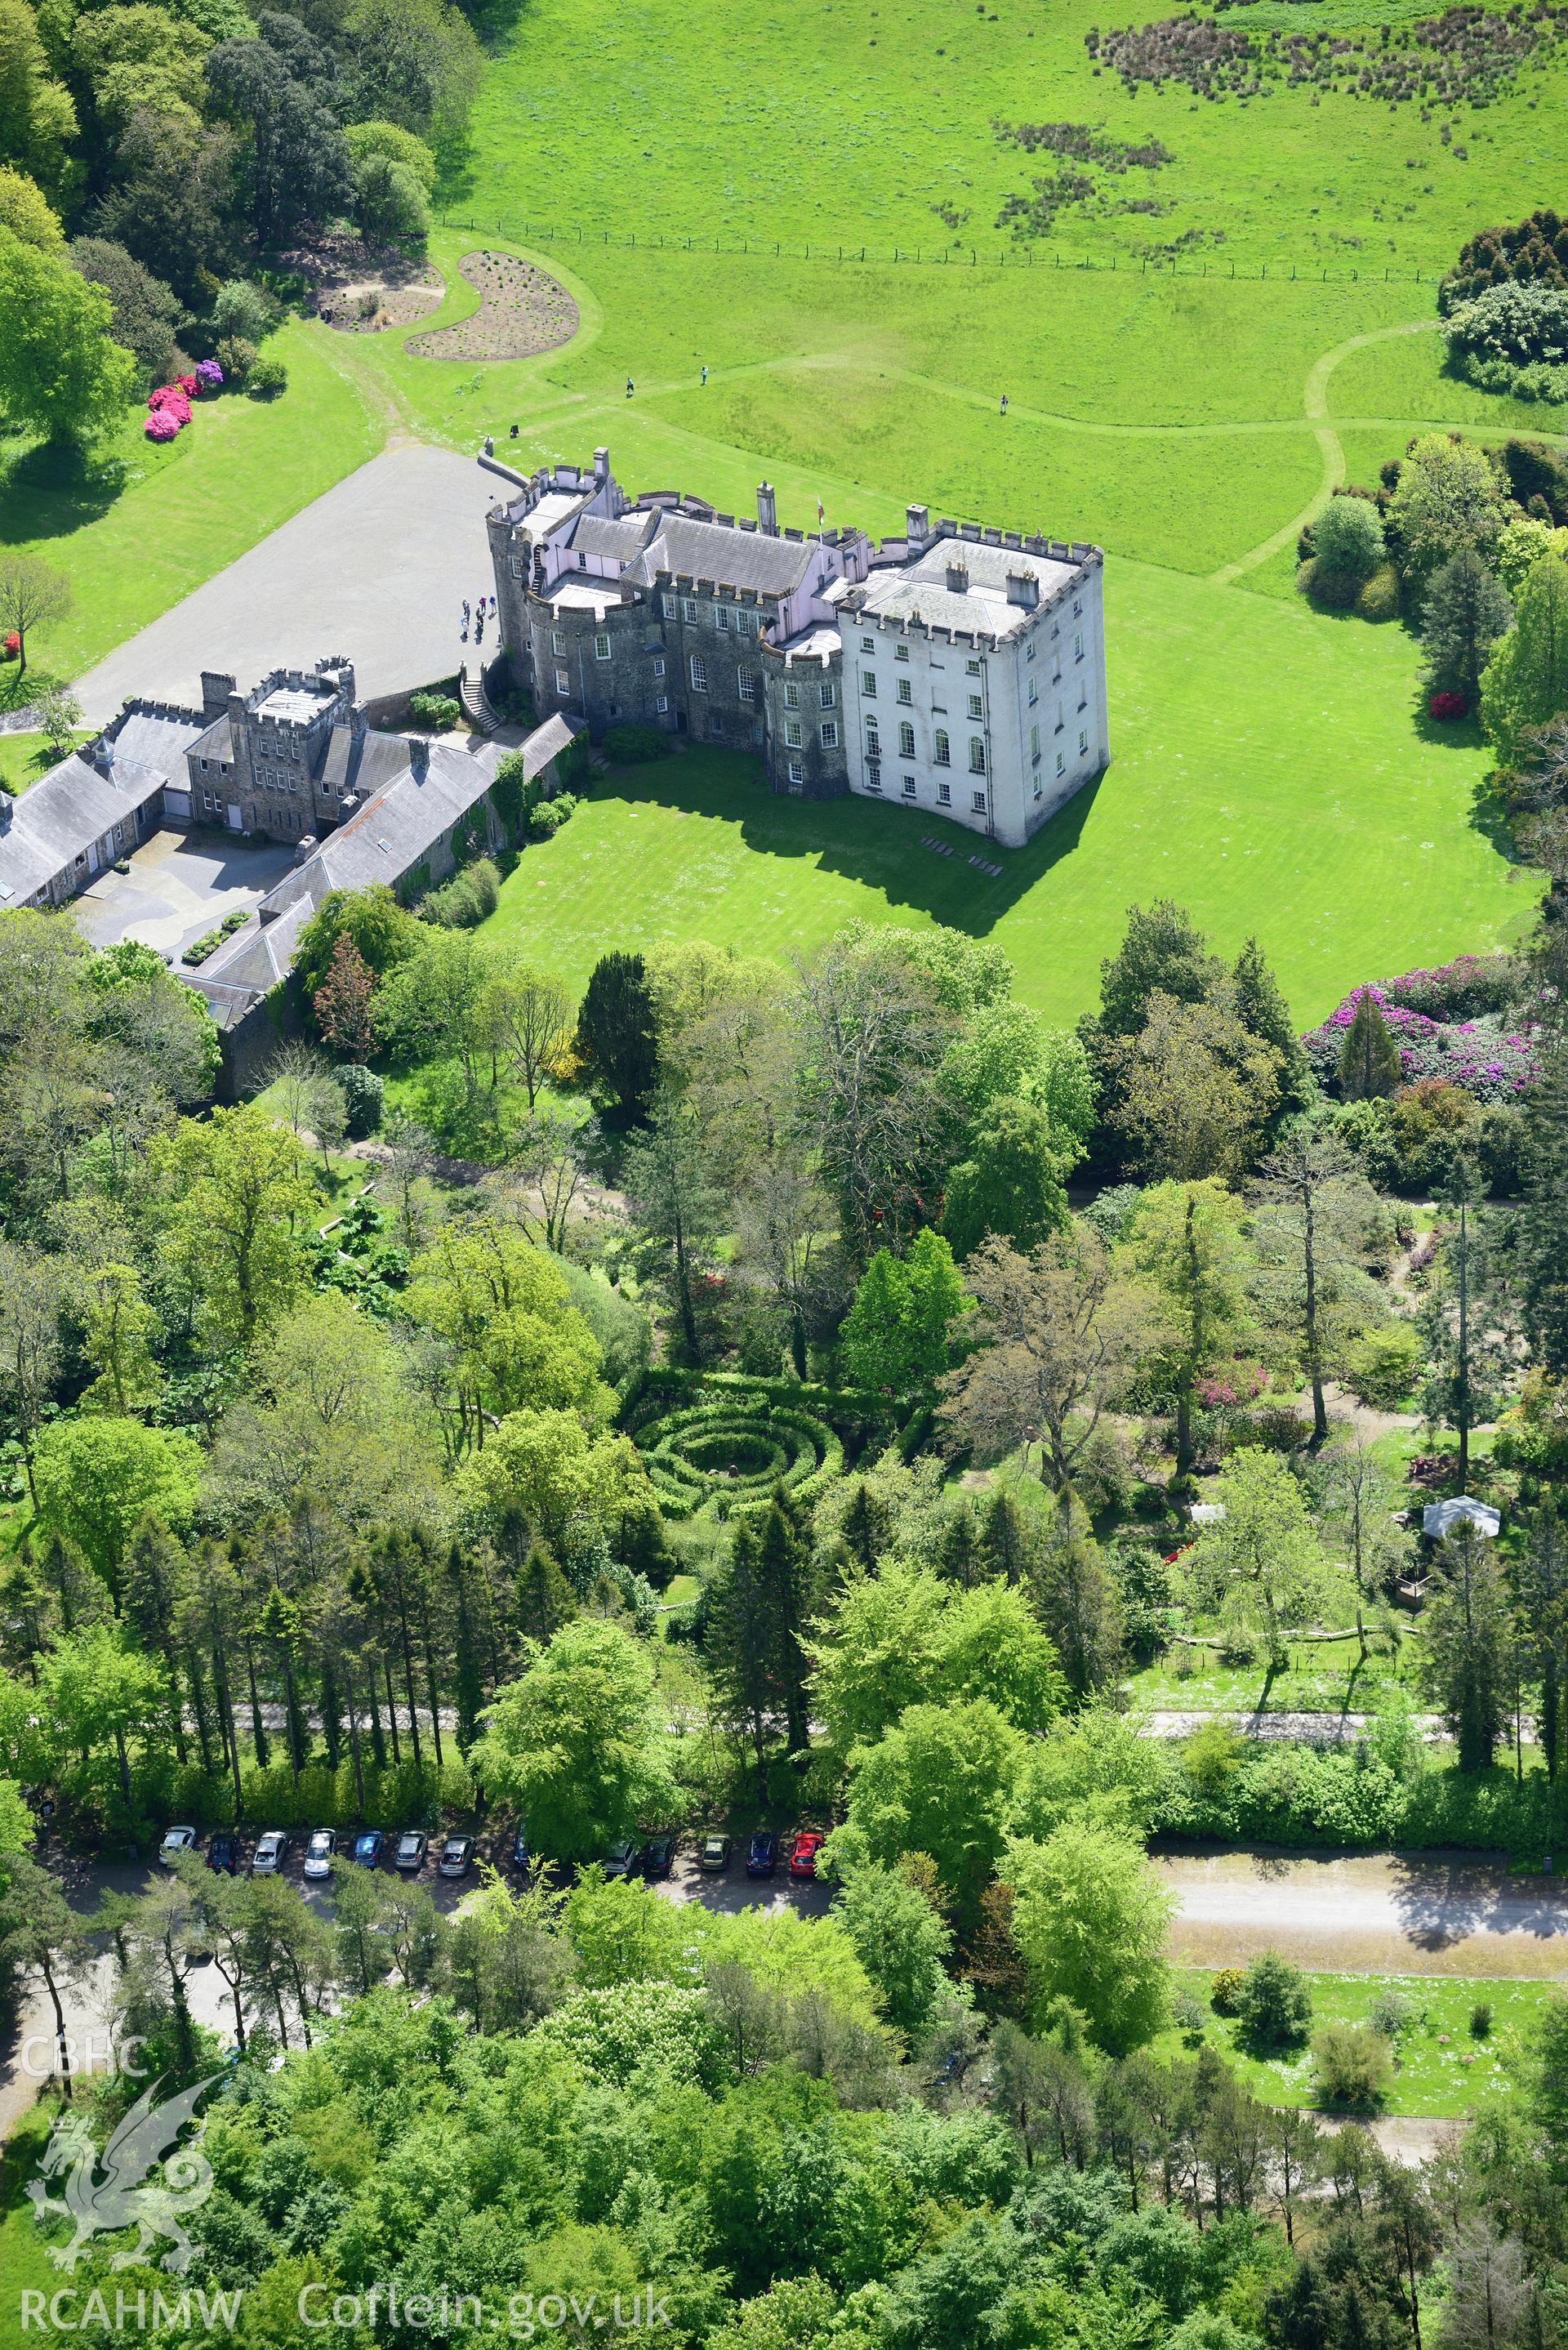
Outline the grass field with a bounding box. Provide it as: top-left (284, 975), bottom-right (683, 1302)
top-left (1154, 1968), bottom-right (1553, 2118)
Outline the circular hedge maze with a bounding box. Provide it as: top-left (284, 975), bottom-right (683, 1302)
top-left (636, 1400), bottom-right (844, 1520)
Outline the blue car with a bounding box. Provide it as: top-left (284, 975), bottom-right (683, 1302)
top-left (351, 1831), bottom-right (384, 1869)
top-left (746, 1831), bottom-right (778, 1877)
top-left (510, 1826), bottom-right (529, 1873)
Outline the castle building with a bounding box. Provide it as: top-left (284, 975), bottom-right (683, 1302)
top-left (486, 448), bottom-right (1108, 849)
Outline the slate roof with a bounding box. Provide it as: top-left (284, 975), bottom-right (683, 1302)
top-left (622, 511), bottom-right (815, 597)
top-left (854, 539), bottom-right (1081, 643)
top-left (194, 714), bottom-right (579, 997)
top-left (569, 513), bottom-right (658, 566)
top-left (0, 704), bottom-right (205, 906)
top-left (189, 715), bottom-right (234, 766)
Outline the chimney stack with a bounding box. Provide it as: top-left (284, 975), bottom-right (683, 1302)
top-left (201, 671), bottom-right (236, 722)
top-left (1005, 569), bottom-right (1039, 609)
top-left (906, 503), bottom-right (929, 547)
top-left (757, 481), bottom-right (777, 536)
top-left (410, 736), bottom-right (429, 780)
top-left (593, 447), bottom-right (610, 484)
top-left (945, 560), bottom-right (970, 595)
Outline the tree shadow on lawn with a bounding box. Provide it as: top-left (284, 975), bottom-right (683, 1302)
top-left (0, 439), bottom-right (127, 551)
top-left (596, 742), bottom-right (1107, 940)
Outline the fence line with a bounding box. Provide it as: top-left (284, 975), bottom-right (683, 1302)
top-left (434, 212), bottom-right (1434, 288)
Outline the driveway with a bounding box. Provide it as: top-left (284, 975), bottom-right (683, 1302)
top-left (74, 827), bottom-right (299, 960)
top-left (74, 444), bottom-right (504, 726)
top-left (1161, 1849), bottom-right (1568, 1976)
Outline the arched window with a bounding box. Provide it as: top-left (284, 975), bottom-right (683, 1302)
top-left (969, 736), bottom-right (987, 774)
top-left (933, 730), bottom-right (950, 767)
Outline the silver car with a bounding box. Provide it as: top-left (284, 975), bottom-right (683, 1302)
top-left (302, 1829), bottom-right (336, 1881)
top-left (157, 1826), bottom-right (197, 1868)
top-left (250, 1830), bottom-right (289, 1874)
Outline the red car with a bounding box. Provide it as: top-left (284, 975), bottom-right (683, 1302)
top-left (790, 1830), bottom-right (825, 1879)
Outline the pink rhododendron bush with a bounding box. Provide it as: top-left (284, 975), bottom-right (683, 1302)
top-left (1301, 956), bottom-right (1539, 1101)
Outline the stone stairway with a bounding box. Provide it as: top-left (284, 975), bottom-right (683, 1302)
top-left (459, 667), bottom-right (501, 736)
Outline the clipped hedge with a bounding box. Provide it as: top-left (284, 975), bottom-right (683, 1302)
top-left (635, 1398), bottom-right (844, 1520)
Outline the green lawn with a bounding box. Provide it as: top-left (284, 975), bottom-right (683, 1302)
top-left (0, 733), bottom-right (92, 796)
top-left (479, 548), bottom-right (1537, 1024)
top-left (1125, 1633), bottom-right (1426, 1718)
top-left (0, 322), bottom-right (381, 681)
top-left (1154, 1968), bottom-right (1555, 2119)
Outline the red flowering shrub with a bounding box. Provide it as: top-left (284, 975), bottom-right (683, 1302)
top-left (177, 372), bottom-right (198, 397)
top-left (145, 410), bottom-right (180, 442)
top-left (2, 633), bottom-right (18, 659)
top-left (1428, 690), bottom-right (1468, 720)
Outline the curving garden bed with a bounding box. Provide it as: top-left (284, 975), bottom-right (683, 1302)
top-left (405, 250), bottom-right (578, 361)
top-left (635, 1398), bottom-right (843, 1521)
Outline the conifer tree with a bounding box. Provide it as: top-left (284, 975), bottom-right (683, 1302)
top-left (1337, 992), bottom-right (1402, 1100)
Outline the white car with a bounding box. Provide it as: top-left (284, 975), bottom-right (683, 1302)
top-left (302, 1829), bottom-right (336, 1881)
top-left (251, 1830), bottom-right (289, 1875)
top-left (157, 1826), bottom-right (197, 1868)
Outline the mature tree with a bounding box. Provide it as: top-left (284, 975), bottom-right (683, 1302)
top-left (1031, 1500), bottom-right (1125, 1697)
top-left (345, 0), bottom-right (481, 142)
top-left (942, 1098), bottom-right (1069, 1260)
top-left (0, 1240), bottom-right (65, 1501)
top-left (733, 1142), bottom-right (835, 1381)
top-left (1421, 550), bottom-right (1514, 703)
top-left (455, 1407), bottom-right (647, 1556)
top-left (1183, 1448), bottom-right (1352, 1670)
top-left (0, 555), bottom-right (70, 679)
top-left (940, 1226), bottom-right (1151, 1492)
top-left (32, 1417), bottom-right (200, 1595)
top-left (1097, 900), bottom-right (1227, 1038)
top-left (0, 230), bottom-right (138, 444)
top-left (72, 5), bottom-right (212, 127)
top-left (41, 1623), bottom-right (171, 1815)
top-left (1109, 992), bottom-right (1281, 1184)
top-left (204, 38), bottom-right (353, 246)
top-left (794, 932), bottom-right (956, 1261)
top-left (702, 1518), bottom-right (781, 1781)
top-left (1005, 1820), bottom-right (1174, 2054)
top-left (575, 950), bottom-right (658, 1123)
top-left (80, 1260), bottom-right (163, 1415)
top-left (835, 1865), bottom-right (953, 2040)
top-left (620, 1090), bottom-right (728, 1361)
top-left (1420, 1157), bottom-right (1505, 1487)
top-left (407, 1214), bottom-right (604, 1447)
top-left (1232, 935), bottom-right (1311, 1113)
top-left (1251, 1128), bottom-right (1380, 1444)
top-left (1388, 431), bottom-right (1510, 586)
top-left (0, 1854), bottom-right (94, 2100)
top-left (1122, 1179), bottom-right (1253, 1478)
top-left (1517, 1046), bottom-right (1568, 1376)
top-left (473, 1616), bottom-right (675, 1862)
top-left (293, 882), bottom-right (421, 997)
top-left (93, 108), bottom-right (239, 303)
top-left (1481, 553), bottom-right (1568, 765)
top-left (155, 1104), bottom-right (314, 1342)
top-left (1422, 1522), bottom-right (1512, 1770)
top-left (1317, 1433), bottom-right (1414, 1660)
top-left (1312, 492), bottom-right (1384, 582)
top-left (1512, 1507), bottom-right (1568, 1783)
top-left (67, 237), bottom-right (181, 383)
top-left (375, 927), bottom-right (492, 1100)
top-left (839, 1229), bottom-right (965, 1394)
top-left (0, 0), bottom-right (77, 195)
top-left (0, 163), bottom-right (60, 250)
top-left (826, 1697), bottom-right (1024, 1919)
top-left (312, 931), bottom-right (376, 1061)
top-left (1337, 991), bottom-right (1403, 1102)
top-left (486, 963), bottom-right (573, 1110)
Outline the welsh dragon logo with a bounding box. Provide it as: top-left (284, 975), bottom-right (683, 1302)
top-left (27, 2075), bottom-right (220, 2276)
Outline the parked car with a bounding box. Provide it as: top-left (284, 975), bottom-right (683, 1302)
top-left (302, 1829), bottom-right (336, 1880)
top-left (351, 1831), bottom-right (384, 1869)
top-left (394, 1831), bottom-right (427, 1874)
top-left (642, 1835), bottom-right (675, 1879)
top-left (746, 1831), bottom-right (778, 1877)
top-left (603, 1839), bottom-right (639, 1878)
top-left (158, 1826), bottom-right (197, 1868)
top-left (251, 1830), bottom-right (289, 1875)
top-left (438, 1835), bottom-right (474, 1880)
top-left (510, 1825), bottom-right (529, 1874)
top-left (207, 1834), bottom-right (241, 1875)
top-left (699, 1835), bottom-right (731, 1874)
top-left (789, 1830), bottom-right (825, 1879)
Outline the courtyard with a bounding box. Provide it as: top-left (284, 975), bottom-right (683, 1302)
top-left (74, 827), bottom-right (299, 962)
